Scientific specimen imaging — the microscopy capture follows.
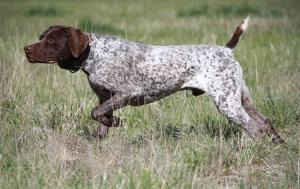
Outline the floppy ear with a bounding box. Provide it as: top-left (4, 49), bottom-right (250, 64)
top-left (66, 28), bottom-right (89, 58)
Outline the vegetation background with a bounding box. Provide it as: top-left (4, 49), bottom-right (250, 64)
top-left (0, 0), bottom-right (299, 188)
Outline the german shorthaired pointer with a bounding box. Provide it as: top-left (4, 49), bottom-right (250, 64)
top-left (24, 17), bottom-right (284, 143)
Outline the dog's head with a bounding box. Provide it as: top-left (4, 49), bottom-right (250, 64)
top-left (24, 26), bottom-right (89, 65)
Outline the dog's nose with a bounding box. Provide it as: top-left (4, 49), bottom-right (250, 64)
top-left (24, 46), bottom-right (32, 54)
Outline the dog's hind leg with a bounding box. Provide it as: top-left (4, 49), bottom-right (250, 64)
top-left (209, 85), bottom-right (261, 139)
top-left (207, 71), bottom-right (284, 143)
top-left (204, 62), bottom-right (271, 140)
top-left (241, 81), bottom-right (284, 143)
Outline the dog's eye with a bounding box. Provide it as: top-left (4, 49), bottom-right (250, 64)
top-left (47, 38), bottom-right (55, 44)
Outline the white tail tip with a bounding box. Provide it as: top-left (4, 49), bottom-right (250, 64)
top-left (240, 16), bottom-right (249, 31)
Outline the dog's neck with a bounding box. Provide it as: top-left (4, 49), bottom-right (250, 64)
top-left (74, 33), bottom-right (106, 75)
top-left (81, 33), bottom-right (106, 76)
top-left (57, 45), bottom-right (90, 74)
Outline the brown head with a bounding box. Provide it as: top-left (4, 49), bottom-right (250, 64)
top-left (24, 26), bottom-right (90, 72)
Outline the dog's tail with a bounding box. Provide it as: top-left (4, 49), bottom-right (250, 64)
top-left (225, 16), bottom-right (249, 49)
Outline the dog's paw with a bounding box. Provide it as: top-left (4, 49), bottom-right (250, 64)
top-left (97, 124), bottom-right (109, 139)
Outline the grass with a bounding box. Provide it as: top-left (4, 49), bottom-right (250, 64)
top-left (177, 4), bottom-right (284, 17)
top-left (25, 6), bottom-right (63, 17)
top-left (79, 17), bottom-right (124, 35)
top-left (0, 0), bottom-right (300, 188)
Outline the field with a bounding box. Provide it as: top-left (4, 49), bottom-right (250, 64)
top-left (0, 0), bottom-right (300, 188)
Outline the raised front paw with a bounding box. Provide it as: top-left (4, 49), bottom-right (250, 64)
top-left (109, 116), bottom-right (123, 127)
top-left (91, 106), bottom-right (100, 121)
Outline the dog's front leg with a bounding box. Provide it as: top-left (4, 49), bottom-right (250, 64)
top-left (91, 94), bottom-right (129, 139)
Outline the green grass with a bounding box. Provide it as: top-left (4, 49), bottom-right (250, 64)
top-left (25, 6), bottom-right (63, 17)
top-left (177, 4), bottom-right (284, 17)
top-left (79, 17), bottom-right (124, 35)
top-left (0, 0), bottom-right (300, 188)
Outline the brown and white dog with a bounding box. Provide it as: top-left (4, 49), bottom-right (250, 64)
top-left (24, 17), bottom-right (284, 143)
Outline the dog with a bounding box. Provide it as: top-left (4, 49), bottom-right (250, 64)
top-left (24, 17), bottom-right (284, 143)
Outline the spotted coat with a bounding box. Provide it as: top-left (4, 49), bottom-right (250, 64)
top-left (82, 17), bottom-right (284, 143)
top-left (84, 34), bottom-right (242, 105)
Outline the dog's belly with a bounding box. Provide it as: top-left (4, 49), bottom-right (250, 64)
top-left (88, 66), bottom-right (188, 96)
top-left (127, 89), bottom-right (178, 106)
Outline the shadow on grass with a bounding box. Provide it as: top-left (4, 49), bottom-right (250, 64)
top-left (199, 117), bottom-right (242, 140)
top-left (79, 17), bottom-right (124, 36)
top-left (149, 119), bottom-right (242, 141)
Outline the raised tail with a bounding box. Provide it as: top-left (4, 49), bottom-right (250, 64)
top-left (225, 16), bottom-right (249, 49)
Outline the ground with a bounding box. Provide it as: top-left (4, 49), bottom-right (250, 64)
top-left (0, 0), bottom-right (299, 188)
